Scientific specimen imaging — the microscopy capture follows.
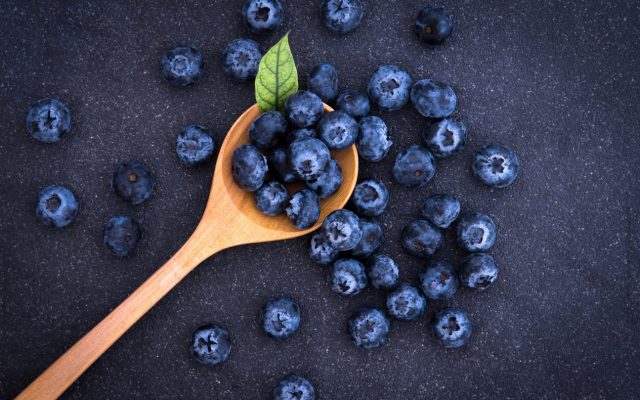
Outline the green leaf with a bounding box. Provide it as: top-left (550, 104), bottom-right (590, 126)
top-left (255, 33), bottom-right (298, 112)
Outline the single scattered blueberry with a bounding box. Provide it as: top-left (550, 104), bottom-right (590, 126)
top-left (284, 91), bottom-right (324, 128)
top-left (415, 6), bottom-right (454, 45)
top-left (336, 89), bottom-right (370, 118)
top-left (317, 110), bottom-right (358, 150)
top-left (286, 189), bottom-right (320, 229)
top-left (309, 231), bottom-right (340, 265)
top-left (350, 218), bottom-right (383, 258)
top-left (421, 193), bottom-right (461, 228)
top-left (357, 116), bottom-right (393, 162)
top-left (420, 260), bottom-right (459, 300)
top-left (308, 63), bottom-right (339, 103)
top-left (255, 180), bottom-right (290, 216)
top-left (329, 258), bottom-right (367, 296)
top-left (350, 179), bottom-right (389, 217)
top-left (472, 144), bottom-right (519, 189)
top-left (267, 147), bottom-right (297, 183)
top-left (232, 144), bottom-right (268, 191)
top-left (176, 125), bottom-right (215, 167)
top-left (242, 0), bottom-right (284, 34)
top-left (322, 209), bottom-right (362, 251)
top-left (272, 375), bottom-right (316, 400)
top-left (287, 137), bottom-right (331, 180)
top-left (457, 212), bottom-right (496, 252)
top-left (432, 308), bottom-right (472, 349)
top-left (392, 145), bottom-right (436, 188)
top-left (460, 253), bottom-right (500, 291)
top-left (26, 98), bottom-right (72, 143)
top-left (367, 254), bottom-right (400, 290)
top-left (112, 161), bottom-right (156, 205)
top-left (410, 79), bottom-right (457, 118)
top-left (423, 119), bottom-right (467, 158)
top-left (192, 324), bottom-right (232, 366)
top-left (261, 297), bottom-right (301, 340)
top-left (367, 65), bottom-right (413, 112)
top-left (249, 111), bottom-right (288, 149)
top-left (35, 185), bottom-right (78, 228)
top-left (305, 158), bottom-right (342, 199)
top-left (348, 307), bottom-right (390, 349)
top-left (401, 220), bottom-right (443, 258)
top-left (320, 0), bottom-right (364, 34)
top-left (222, 38), bottom-right (262, 81)
top-left (386, 284), bottom-right (427, 321)
top-left (103, 215), bottom-right (142, 257)
top-left (161, 46), bottom-right (204, 87)
top-left (288, 128), bottom-right (317, 143)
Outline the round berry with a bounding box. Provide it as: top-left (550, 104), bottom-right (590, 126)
top-left (322, 209), bottom-right (362, 251)
top-left (457, 212), bottom-right (496, 253)
top-left (284, 91), bottom-right (324, 128)
top-left (432, 308), bottom-right (472, 349)
top-left (112, 161), bottom-right (156, 205)
top-left (348, 307), bottom-right (390, 349)
top-left (401, 220), bottom-right (443, 258)
top-left (255, 180), bottom-right (290, 216)
top-left (272, 375), bottom-right (316, 400)
top-left (415, 6), bottom-right (453, 45)
top-left (308, 63), bottom-right (339, 103)
top-left (367, 254), bottom-right (400, 290)
top-left (161, 46), bottom-right (203, 87)
top-left (357, 116), bottom-right (393, 162)
top-left (472, 144), bottom-right (519, 189)
top-left (232, 144), bottom-right (268, 191)
top-left (367, 65), bottom-right (412, 112)
top-left (423, 119), bottom-right (467, 158)
top-left (386, 284), bottom-right (427, 321)
top-left (287, 137), bottom-right (331, 180)
top-left (460, 253), bottom-right (500, 291)
top-left (317, 110), bottom-right (358, 151)
top-left (103, 215), bottom-right (142, 257)
top-left (336, 89), bottom-right (370, 118)
top-left (350, 179), bottom-right (389, 217)
top-left (249, 111), bottom-right (288, 150)
top-left (309, 232), bottom-right (339, 265)
top-left (410, 79), bottom-right (457, 118)
top-left (242, 0), bottom-right (284, 34)
top-left (350, 218), bottom-right (383, 258)
top-left (392, 145), bottom-right (436, 188)
top-left (267, 147), bottom-right (297, 183)
top-left (320, 0), bottom-right (364, 34)
top-left (261, 297), bottom-right (301, 340)
top-left (420, 260), bottom-right (459, 300)
top-left (285, 189), bottom-right (320, 230)
top-left (421, 193), bottom-right (461, 229)
top-left (305, 158), bottom-right (342, 199)
top-left (328, 258), bottom-right (367, 296)
top-left (222, 38), bottom-right (262, 81)
top-left (35, 185), bottom-right (78, 228)
top-left (192, 324), bottom-right (232, 366)
top-left (176, 125), bottom-right (215, 167)
top-left (26, 98), bottom-right (72, 143)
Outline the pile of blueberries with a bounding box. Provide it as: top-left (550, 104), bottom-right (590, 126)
top-left (26, 0), bottom-right (521, 398)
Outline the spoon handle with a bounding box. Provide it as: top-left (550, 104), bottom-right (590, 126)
top-left (16, 226), bottom-right (216, 400)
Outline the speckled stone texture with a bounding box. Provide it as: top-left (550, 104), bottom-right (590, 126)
top-left (1, 1), bottom-right (639, 399)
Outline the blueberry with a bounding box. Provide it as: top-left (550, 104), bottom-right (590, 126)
top-left (305, 158), bottom-right (342, 199)
top-left (401, 220), bottom-right (443, 258)
top-left (322, 209), bottom-right (362, 251)
top-left (350, 179), bottom-right (389, 217)
top-left (419, 260), bottom-right (459, 300)
top-left (232, 144), bottom-right (268, 191)
top-left (249, 111), bottom-right (288, 149)
top-left (367, 65), bottom-right (413, 112)
top-left (432, 308), bottom-right (472, 349)
top-left (320, 0), bottom-right (364, 34)
top-left (472, 144), bottom-right (519, 189)
top-left (350, 219), bottom-right (383, 258)
top-left (457, 212), bottom-right (496, 252)
top-left (288, 128), bottom-right (317, 143)
top-left (103, 215), bottom-right (142, 257)
top-left (308, 63), bottom-right (339, 103)
top-left (423, 119), bottom-right (467, 158)
top-left (26, 98), bottom-right (72, 143)
top-left (366, 254), bottom-right (400, 290)
top-left (348, 307), bottom-right (390, 349)
top-left (460, 253), bottom-right (500, 291)
top-left (329, 258), bottom-right (367, 296)
top-left (285, 189), bottom-right (320, 229)
top-left (222, 38), bottom-right (262, 81)
top-left (410, 79), bottom-right (457, 118)
top-left (267, 147), bottom-right (297, 183)
top-left (284, 91), bottom-right (324, 128)
top-left (356, 116), bottom-right (393, 162)
top-left (112, 161), bottom-right (156, 205)
top-left (261, 297), bottom-right (301, 340)
top-left (317, 111), bottom-right (358, 151)
top-left (415, 6), bottom-right (453, 45)
top-left (287, 138), bottom-right (331, 180)
top-left (176, 125), bottom-right (215, 167)
top-left (386, 284), bottom-right (427, 321)
top-left (161, 46), bottom-right (204, 87)
top-left (242, 0), bottom-right (284, 34)
top-left (336, 90), bottom-right (370, 118)
top-left (421, 193), bottom-right (461, 228)
top-left (392, 145), bottom-right (436, 188)
top-left (255, 180), bottom-right (290, 216)
top-left (35, 185), bottom-right (78, 228)
top-left (309, 232), bottom-right (339, 265)
top-left (273, 375), bottom-right (316, 400)
top-left (192, 324), bottom-right (232, 366)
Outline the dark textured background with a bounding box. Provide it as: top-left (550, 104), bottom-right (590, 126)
top-left (1, 0), bottom-right (639, 399)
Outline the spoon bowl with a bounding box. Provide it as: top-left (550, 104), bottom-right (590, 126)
top-left (17, 103), bottom-right (359, 400)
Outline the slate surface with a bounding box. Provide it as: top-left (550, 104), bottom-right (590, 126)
top-left (1, 1), bottom-right (639, 399)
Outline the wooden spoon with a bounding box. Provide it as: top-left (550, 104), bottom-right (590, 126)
top-left (17, 103), bottom-right (358, 400)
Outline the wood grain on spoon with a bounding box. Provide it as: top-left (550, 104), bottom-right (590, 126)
top-left (17, 103), bottom-right (358, 400)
